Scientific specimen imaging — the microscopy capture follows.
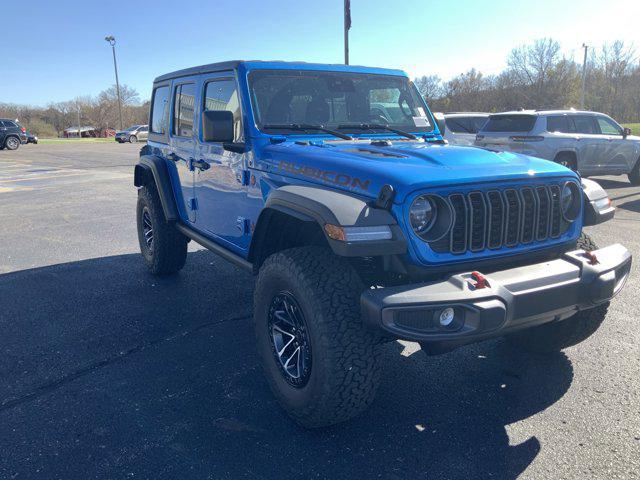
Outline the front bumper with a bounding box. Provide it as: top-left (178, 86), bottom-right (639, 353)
top-left (361, 244), bottom-right (631, 352)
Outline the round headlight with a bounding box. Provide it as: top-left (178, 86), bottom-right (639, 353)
top-left (561, 181), bottom-right (581, 221)
top-left (410, 195), bottom-right (437, 235)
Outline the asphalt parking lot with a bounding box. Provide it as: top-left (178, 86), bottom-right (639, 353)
top-left (0, 143), bottom-right (639, 480)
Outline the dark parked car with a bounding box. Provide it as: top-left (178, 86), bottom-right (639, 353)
top-left (24, 131), bottom-right (38, 144)
top-left (0, 118), bottom-right (27, 150)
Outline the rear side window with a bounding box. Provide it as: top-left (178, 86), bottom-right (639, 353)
top-left (573, 115), bottom-right (597, 134)
top-left (445, 116), bottom-right (487, 134)
top-left (150, 86), bottom-right (170, 134)
top-left (203, 79), bottom-right (242, 142)
top-left (173, 83), bottom-right (196, 137)
top-left (1, 120), bottom-right (17, 128)
top-left (483, 115), bottom-right (536, 132)
top-left (546, 115), bottom-right (576, 133)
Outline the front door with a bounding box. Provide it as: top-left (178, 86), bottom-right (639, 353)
top-left (595, 115), bottom-right (634, 173)
top-left (169, 79), bottom-right (198, 223)
top-left (572, 114), bottom-right (608, 175)
top-left (193, 73), bottom-right (250, 252)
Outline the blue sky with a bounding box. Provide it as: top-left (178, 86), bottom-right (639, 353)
top-left (2, 0), bottom-right (638, 106)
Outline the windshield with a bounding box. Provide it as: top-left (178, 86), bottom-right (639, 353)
top-left (248, 70), bottom-right (434, 135)
top-left (482, 115), bottom-right (537, 133)
top-left (124, 125), bottom-right (139, 131)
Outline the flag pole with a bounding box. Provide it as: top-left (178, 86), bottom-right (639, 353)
top-left (344, 0), bottom-right (350, 65)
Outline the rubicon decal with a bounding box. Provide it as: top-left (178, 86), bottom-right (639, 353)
top-left (278, 160), bottom-right (371, 191)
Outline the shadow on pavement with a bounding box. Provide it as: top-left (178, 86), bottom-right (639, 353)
top-left (0, 251), bottom-right (574, 480)
top-left (590, 177), bottom-right (634, 190)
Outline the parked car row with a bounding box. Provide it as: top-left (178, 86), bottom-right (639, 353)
top-left (435, 110), bottom-right (640, 184)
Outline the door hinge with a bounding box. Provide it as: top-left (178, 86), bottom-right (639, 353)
top-left (189, 198), bottom-right (198, 211)
top-left (240, 170), bottom-right (251, 186)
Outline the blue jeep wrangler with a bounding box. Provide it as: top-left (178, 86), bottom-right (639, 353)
top-left (134, 61), bottom-right (631, 427)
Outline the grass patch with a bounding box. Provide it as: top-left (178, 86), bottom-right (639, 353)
top-left (37, 138), bottom-right (115, 144)
top-left (622, 123), bottom-right (640, 136)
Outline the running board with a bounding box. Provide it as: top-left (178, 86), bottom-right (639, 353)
top-left (175, 223), bottom-right (253, 272)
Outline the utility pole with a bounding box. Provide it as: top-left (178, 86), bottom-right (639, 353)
top-left (344, 0), bottom-right (351, 65)
top-left (105, 35), bottom-right (124, 130)
top-left (580, 43), bottom-right (588, 110)
top-left (77, 102), bottom-right (81, 139)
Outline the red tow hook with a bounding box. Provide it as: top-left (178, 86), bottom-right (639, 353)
top-left (584, 251), bottom-right (599, 265)
top-left (470, 271), bottom-right (489, 289)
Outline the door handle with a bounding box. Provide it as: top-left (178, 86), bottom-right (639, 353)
top-left (191, 159), bottom-right (210, 171)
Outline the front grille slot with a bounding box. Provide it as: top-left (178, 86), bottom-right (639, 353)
top-left (449, 194), bottom-right (468, 254)
top-left (431, 184), bottom-right (568, 255)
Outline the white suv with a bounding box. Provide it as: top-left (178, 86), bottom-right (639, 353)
top-left (475, 110), bottom-right (640, 184)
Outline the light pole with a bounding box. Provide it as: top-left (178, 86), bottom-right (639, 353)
top-left (344, 0), bottom-right (351, 65)
top-left (580, 43), bottom-right (588, 110)
top-left (105, 35), bottom-right (124, 130)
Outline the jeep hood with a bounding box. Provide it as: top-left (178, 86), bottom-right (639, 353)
top-left (259, 140), bottom-right (577, 203)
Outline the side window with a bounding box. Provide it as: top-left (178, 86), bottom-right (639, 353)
top-left (573, 115), bottom-right (597, 135)
top-left (173, 83), bottom-right (196, 137)
top-left (546, 115), bottom-right (575, 133)
top-left (596, 116), bottom-right (622, 135)
top-left (150, 86), bottom-right (170, 134)
top-left (203, 79), bottom-right (242, 142)
top-left (139, 126), bottom-right (148, 133)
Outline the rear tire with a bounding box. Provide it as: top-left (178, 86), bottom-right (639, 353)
top-left (254, 247), bottom-right (383, 428)
top-left (136, 185), bottom-right (188, 275)
top-left (507, 233), bottom-right (609, 354)
top-left (628, 158), bottom-right (640, 185)
top-left (4, 136), bottom-right (20, 150)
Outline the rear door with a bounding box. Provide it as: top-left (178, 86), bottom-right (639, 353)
top-left (169, 78), bottom-right (199, 223)
top-left (137, 125), bottom-right (149, 141)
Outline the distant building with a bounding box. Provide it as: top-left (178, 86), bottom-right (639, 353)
top-left (63, 126), bottom-right (116, 138)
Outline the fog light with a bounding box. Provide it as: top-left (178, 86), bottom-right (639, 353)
top-left (439, 307), bottom-right (455, 327)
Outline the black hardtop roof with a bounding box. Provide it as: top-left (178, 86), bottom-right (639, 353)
top-left (153, 60), bottom-right (407, 84)
top-left (154, 60), bottom-right (243, 83)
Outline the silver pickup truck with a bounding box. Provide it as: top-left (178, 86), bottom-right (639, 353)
top-left (475, 110), bottom-right (640, 184)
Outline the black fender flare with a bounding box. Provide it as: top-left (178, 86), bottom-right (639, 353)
top-left (134, 155), bottom-right (179, 222)
top-left (253, 185), bottom-right (407, 257)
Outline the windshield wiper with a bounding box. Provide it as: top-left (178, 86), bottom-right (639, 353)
top-left (263, 123), bottom-right (353, 141)
top-left (337, 123), bottom-right (418, 140)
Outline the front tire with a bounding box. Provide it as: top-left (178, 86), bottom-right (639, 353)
top-left (628, 158), bottom-right (640, 185)
top-left (129, 135), bottom-right (138, 143)
top-left (136, 185), bottom-right (188, 275)
top-left (254, 247), bottom-right (383, 428)
top-left (507, 233), bottom-right (609, 354)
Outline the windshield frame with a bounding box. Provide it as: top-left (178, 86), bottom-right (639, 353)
top-left (246, 69), bottom-right (436, 138)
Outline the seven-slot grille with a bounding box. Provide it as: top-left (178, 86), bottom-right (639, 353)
top-left (429, 185), bottom-right (567, 254)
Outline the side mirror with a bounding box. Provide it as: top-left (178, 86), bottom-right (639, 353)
top-left (202, 110), bottom-right (234, 143)
top-left (622, 127), bottom-right (632, 137)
